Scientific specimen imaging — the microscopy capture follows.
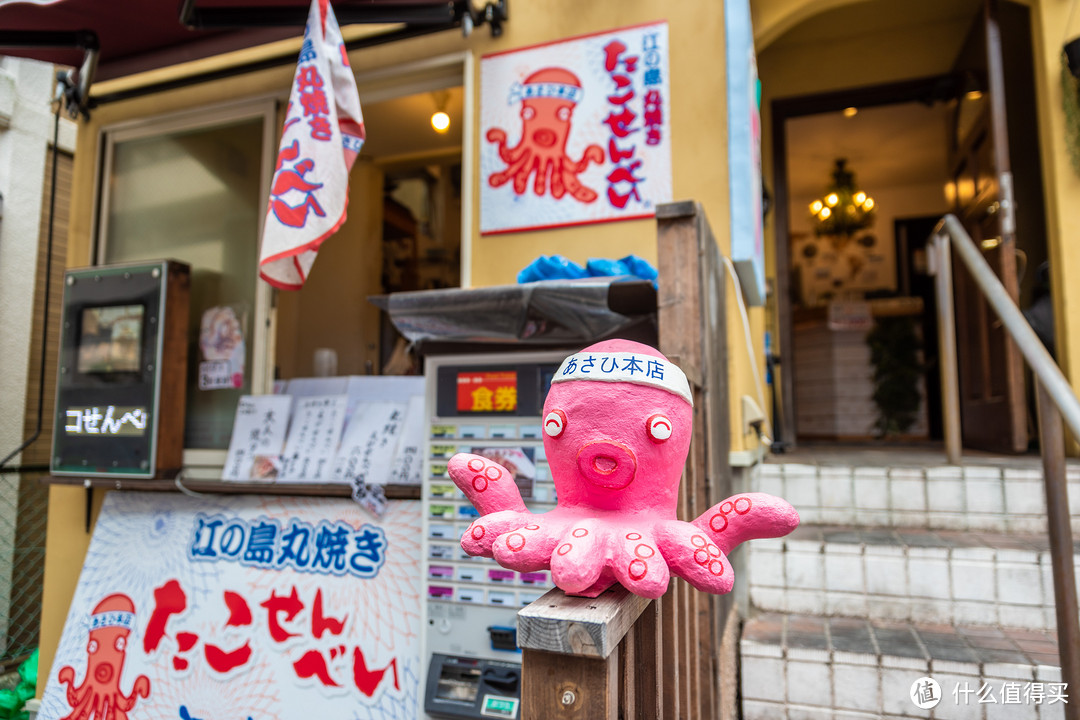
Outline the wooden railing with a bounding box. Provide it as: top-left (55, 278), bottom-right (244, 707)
top-left (517, 201), bottom-right (736, 719)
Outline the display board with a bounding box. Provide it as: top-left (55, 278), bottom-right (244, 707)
top-left (422, 351), bottom-right (569, 719)
top-left (40, 492), bottom-right (422, 720)
top-left (51, 261), bottom-right (190, 478)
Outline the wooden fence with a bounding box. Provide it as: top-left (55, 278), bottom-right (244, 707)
top-left (517, 201), bottom-right (736, 719)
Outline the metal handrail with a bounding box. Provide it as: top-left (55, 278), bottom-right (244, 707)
top-left (930, 213), bottom-right (1080, 720)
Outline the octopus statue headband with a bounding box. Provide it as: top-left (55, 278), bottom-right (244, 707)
top-left (551, 351), bottom-right (693, 406)
top-left (89, 610), bottom-right (136, 631)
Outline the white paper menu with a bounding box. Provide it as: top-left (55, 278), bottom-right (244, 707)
top-left (278, 394), bottom-right (348, 482)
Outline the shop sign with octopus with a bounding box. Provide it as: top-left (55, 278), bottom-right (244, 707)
top-left (480, 22), bottom-right (673, 235)
top-left (39, 493), bottom-right (422, 720)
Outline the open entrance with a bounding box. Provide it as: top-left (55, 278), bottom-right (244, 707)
top-left (766, 0), bottom-right (1049, 451)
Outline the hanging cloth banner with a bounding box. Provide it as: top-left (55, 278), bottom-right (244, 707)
top-left (259, 0), bottom-right (365, 290)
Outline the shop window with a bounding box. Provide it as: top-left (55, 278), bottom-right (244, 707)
top-left (98, 101), bottom-right (275, 452)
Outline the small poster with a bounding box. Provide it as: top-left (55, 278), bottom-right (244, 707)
top-left (198, 306), bottom-right (246, 390)
top-left (279, 395), bottom-right (348, 482)
top-left (222, 395), bottom-right (293, 481)
top-left (480, 21), bottom-right (672, 234)
top-left (39, 492), bottom-right (422, 720)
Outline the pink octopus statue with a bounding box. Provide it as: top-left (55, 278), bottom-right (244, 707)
top-left (449, 339), bottom-right (799, 599)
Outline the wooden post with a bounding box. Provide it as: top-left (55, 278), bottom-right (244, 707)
top-left (518, 586), bottom-right (652, 720)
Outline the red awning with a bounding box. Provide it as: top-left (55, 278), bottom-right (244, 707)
top-left (0, 0), bottom-right (500, 84)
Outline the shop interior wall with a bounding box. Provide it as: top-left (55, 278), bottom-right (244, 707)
top-left (274, 158), bottom-right (385, 378)
top-left (788, 181), bottom-right (948, 306)
top-left (41, 0), bottom-right (754, 688)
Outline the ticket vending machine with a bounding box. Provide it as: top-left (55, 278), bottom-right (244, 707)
top-left (421, 350), bottom-right (569, 720)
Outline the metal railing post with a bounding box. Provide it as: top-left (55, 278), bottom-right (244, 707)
top-left (1036, 381), bottom-right (1080, 719)
top-left (931, 232), bottom-right (963, 464)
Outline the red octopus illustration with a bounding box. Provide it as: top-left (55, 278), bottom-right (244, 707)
top-left (486, 67), bottom-right (605, 203)
top-left (449, 339), bottom-right (799, 599)
top-left (58, 594), bottom-right (151, 720)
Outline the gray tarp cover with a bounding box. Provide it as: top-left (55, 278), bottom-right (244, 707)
top-left (371, 277), bottom-right (656, 345)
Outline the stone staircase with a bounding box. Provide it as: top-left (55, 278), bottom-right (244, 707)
top-left (739, 454), bottom-right (1079, 719)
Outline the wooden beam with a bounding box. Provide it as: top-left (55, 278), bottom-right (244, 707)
top-left (517, 586), bottom-right (651, 659)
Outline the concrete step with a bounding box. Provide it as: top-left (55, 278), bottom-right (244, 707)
top-left (754, 461), bottom-right (1080, 534)
top-left (748, 524), bottom-right (1074, 630)
top-left (741, 612), bottom-right (1065, 719)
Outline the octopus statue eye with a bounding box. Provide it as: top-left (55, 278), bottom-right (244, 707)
top-left (114, 636), bottom-right (126, 651)
top-left (87, 639), bottom-right (99, 654)
top-left (544, 409), bottom-right (567, 438)
top-left (646, 414), bottom-right (672, 443)
top-left (557, 106), bottom-right (571, 121)
top-left (522, 106), bottom-right (536, 121)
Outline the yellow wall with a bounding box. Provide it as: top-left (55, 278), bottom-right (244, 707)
top-left (40, 0), bottom-right (765, 691)
top-left (1029, 0), bottom-right (1080, 405)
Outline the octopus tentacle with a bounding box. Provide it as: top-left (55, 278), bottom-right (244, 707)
top-left (492, 520), bottom-right (566, 572)
top-left (114, 675), bottom-right (150, 712)
top-left (549, 158), bottom-right (567, 199)
top-left (691, 492), bottom-right (799, 555)
top-left (512, 153), bottom-right (540, 195)
top-left (655, 520), bottom-right (734, 595)
top-left (488, 149), bottom-right (533, 191)
top-left (533, 155), bottom-right (553, 197)
top-left (462, 510), bottom-right (533, 557)
top-left (609, 528), bottom-right (669, 599)
top-left (485, 128), bottom-right (515, 164)
top-left (448, 454), bottom-right (527, 515)
top-left (566, 144), bottom-right (605, 174)
top-left (549, 519), bottom-right (607, 595)
top-left (560, 165), bottom-right (599, 204)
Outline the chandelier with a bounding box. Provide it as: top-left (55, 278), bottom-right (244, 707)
top-left (809, 159), bottom-right (875, 238)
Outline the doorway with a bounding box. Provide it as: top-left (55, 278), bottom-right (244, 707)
top-left (764, 0), bottom-right (1049, 451)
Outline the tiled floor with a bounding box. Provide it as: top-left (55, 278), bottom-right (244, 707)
top-left (743, 613), bottom-right (1061, 668)
top-left (767, 442), bottom-right (1079, 471)
top-left (784, 524), bottom-right (1077, 554)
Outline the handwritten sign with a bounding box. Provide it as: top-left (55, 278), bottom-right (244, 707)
top-left (388, 394), bottom-right (425, 486)
top-left (222, 395), bottom-right (293, 480)
top-left (280, 395), bottom-right (348, 482)
top-left (40, 492), bottom-right (421, 720)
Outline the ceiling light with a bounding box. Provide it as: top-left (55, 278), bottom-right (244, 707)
top-left (808, 158), bottom-right (876, 240)
top-left (431, 111), bottom-right (450, 133)
top-left (843, 106), bottom-right (858, 118)
top-left (430, 90), bottom-right (451, 134)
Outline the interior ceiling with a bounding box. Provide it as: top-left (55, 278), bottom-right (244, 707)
top-left (362, 85), bottom-right (463, 161)
top-left (786, 101), bottom-right (950, 201)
